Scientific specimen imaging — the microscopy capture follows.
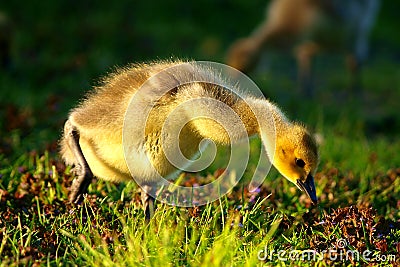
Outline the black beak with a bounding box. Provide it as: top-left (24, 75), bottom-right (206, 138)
top-left (297, 174), bottom-right (318, 205)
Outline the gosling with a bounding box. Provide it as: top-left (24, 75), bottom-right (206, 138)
top-left (60, 60), bottom-right (319, 218)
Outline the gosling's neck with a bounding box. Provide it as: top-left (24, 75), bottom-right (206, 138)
top-left (242, 97), bottom-right (290, 134)
top-left (243, 97), bottom-right (291, 157)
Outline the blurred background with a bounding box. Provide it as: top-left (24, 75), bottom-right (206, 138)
top-left (0, 0), bottom-right (399, 164)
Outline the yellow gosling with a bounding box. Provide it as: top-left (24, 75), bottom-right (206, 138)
top-left (60, 60), bottom-right (319, 218)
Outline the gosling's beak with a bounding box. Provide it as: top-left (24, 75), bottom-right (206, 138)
top-left (296, 174), bottom-right (318, 205)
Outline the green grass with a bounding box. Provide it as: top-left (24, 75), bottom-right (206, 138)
top-left (1, 1), bottom-right (400, 266)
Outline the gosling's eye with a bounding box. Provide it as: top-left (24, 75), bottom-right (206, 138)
top-left (295, 158), bottom-right (306, 168)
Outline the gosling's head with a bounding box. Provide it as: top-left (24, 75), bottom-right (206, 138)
top-left (273, 123), bottom-right (319, 204)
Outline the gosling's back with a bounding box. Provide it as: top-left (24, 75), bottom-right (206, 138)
top-left (60, 60), bottom-right (245, 184)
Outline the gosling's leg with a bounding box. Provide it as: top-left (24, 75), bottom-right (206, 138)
top-left (141, 184), bottom-right (155, 220)
top-left (64, 120), bottom-right (94, 203)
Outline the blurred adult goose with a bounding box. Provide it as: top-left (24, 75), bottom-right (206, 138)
top-left (60, 60), bottom-right (319, 218)
top-left (226, 0), bottom-right (380, 94)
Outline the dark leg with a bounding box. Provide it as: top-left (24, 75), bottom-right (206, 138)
top-left (64, 120), bottom-right (93, 203)
top-left (346, 54), bottom-right (362, 94)
top-left (295, 42), bottom-right (319, 97)
top-left (141, 184), bottom-right (155, 220)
